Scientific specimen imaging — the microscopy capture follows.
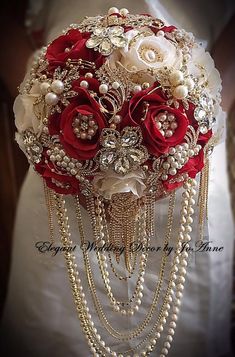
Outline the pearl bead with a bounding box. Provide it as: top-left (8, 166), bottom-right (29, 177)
top-left (133, 85), bottom-right (142, 93)
top-left (173, 85), bottom-right (188, 99)
top-left (99, 83), bottom-right (109, 94)
top-left (167, 335), bottom-right (173, 342)
top-left (169, 168), bottom-right (177, 176)
top-left (51, 79), bottom-right (64, 94)
top-left (40, 81), bottom-right (50, 95)
top-left (166, 130), bottom-right (173, 137)
top-left (145, 49), bottom-right (156, 62)
top-left (108, 7), bottom-right (119, 15)
top-left (120, 8), bottom-right (129, 16)
top-left (85, 72), bottom-right (93, 78)
top-left (185, 77), bottom-right (195, 91)
top-left (112, 82), bottom-right (120, 90)
top-left (162, 348), bottom-right (169, 355)
top-left (113, 115), bottom-right (121, 124)
top-left (45, 92), bottom-right (59, 105)
top-left (157, 30), bottom-right (164, 36)
top-left (80, 80), bottom-right (89, 89)
top-left (169, 70), bottom-right (184, 85)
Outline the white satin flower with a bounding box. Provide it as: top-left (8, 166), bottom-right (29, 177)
top-left (14, 82), bottom-right (42, 134)
top-left (188, 46), bottom-right (222, 98)
top-left (93, 169), bottom-right (147, 200)
top-left (110, 30), bottom-right (182, 77)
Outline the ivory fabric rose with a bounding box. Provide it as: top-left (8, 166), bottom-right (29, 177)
top-left (93, 169), bottom-right (146, 199)
top-left (48, 84), bottom-right (106, 160)
top-left (14, 82), bottom-right (42, 134)
top-left (46, 29), bottom-right (105, 69)
top-left (122, 85), bottom-right (189, 156)
top-left (188, 46), bottom-right (222, 98)
top-left (110, 30), bottom-right (182, 75)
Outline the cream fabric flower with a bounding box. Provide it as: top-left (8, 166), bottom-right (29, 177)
top-left (110, 30), bottom-right (182, 75)
top-left (188, 46), bottom-right (222, 98)
top-left (93, 169), bottom-right (147, 200)
top-left (14, 82), bottom-right (41, 134)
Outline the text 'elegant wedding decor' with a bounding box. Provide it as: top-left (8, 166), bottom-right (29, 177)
top-left (15, 6), bottom-right (222, 356)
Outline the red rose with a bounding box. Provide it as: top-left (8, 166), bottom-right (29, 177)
top-left (163, 149), bottom-right (204, 191)
top-left (46, 29), bottom-right (105, 69)
top-left (35, 158), bottom-right (79, 195)
top-left (122, 85), bottom-right (189, 156)
top-left (49, 85), bottom-right (106, 160)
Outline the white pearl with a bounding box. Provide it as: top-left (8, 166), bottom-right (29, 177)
top-left (112, 81), bottom-right (120, 90)
top-left (45, 92), bottom-right (59, 105)
top-left (145, 49), bottom-right (156, 62)
top-left (162, 347), bottom-right (169, 355)
top-left (173, 85), bottom-right (188, 99)
top-left (169, 70), bottom-right (184, 85)
top-left (51, 79), bottom-right (64, 94)
top-left (157, 30), bottom-right (165, 36)
top-left (167, 335), bottom-right (173, 342)
top-left (40, 81), bottom-right (50, 95)
top-left (99, 84), bottom-right (109, 94)
top-left (133, 85), bottom-right (142, 93)
top-left (120, 8), bottom-right (129, 16)
top-left (108, 7), bottom-right (119, 15)
top-left (80, 80), bottom-right (89, 89)
top-left (185, 77), bottom-right (195, 91)
top-left (169, 168), bottom-right (177, 176)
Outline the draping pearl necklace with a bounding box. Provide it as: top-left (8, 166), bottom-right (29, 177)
top-left (74, 191), bottom-right (177, 341)
top-left (53, 177), bottom-right (197, 356)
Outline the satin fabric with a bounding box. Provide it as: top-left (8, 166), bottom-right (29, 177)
top-left (0, 1), bottom-right (234, 356)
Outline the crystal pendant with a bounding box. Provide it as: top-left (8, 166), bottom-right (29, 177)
top-left (194, 107), bottom-right (206, 122)
top-left (199, 124), bottom-right (208, 134)
top-left (110, 36), bottom-right (127, 48)
top-left (100, 151), bottom-right (116, 166)
top-left (114, 157), bottom-right (130, 174)
top-left (99, 39), bottom-right (113, 55)
top-left (121, 130), bottom-right (139, 147)
top-left (102, 135), bottom-right (118, 148)
top-left (86, 36), bottom-right (102, 48)
top-left (128, 148), bottom-right (144, 163)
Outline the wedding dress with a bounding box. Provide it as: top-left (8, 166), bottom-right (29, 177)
top-left (1, 1), bottom-right (234, 356)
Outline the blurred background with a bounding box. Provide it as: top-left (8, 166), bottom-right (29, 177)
top-left (0, 0), bottom-right (234, 355)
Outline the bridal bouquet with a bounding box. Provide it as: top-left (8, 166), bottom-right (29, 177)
top-left (15, 7), bottom-right (221, 199)
top-left (14, 7), bottom-right (222, 357)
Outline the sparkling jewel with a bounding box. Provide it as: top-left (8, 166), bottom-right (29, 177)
top-left (45, 92), bottom-right (59, 105)
top-left (51, 79), bottom-right (64, 94)
top-left (173, 85), bottom-right (188, 99)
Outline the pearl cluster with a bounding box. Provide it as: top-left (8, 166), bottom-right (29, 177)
top-left (46, 147), bottom-right (89, 185)
top-left (108, 7), bottom-right (129, 17)
top-left (72, 113), bottom-right (98, 140)
top-left (155, 111), bottom-right (178, 138)
top-left (41, 79), bottom-right (65, 106)
top-left (161, 143), bottom-right (202, 180)
top-left (169, 70), bottom-right (195, 100)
